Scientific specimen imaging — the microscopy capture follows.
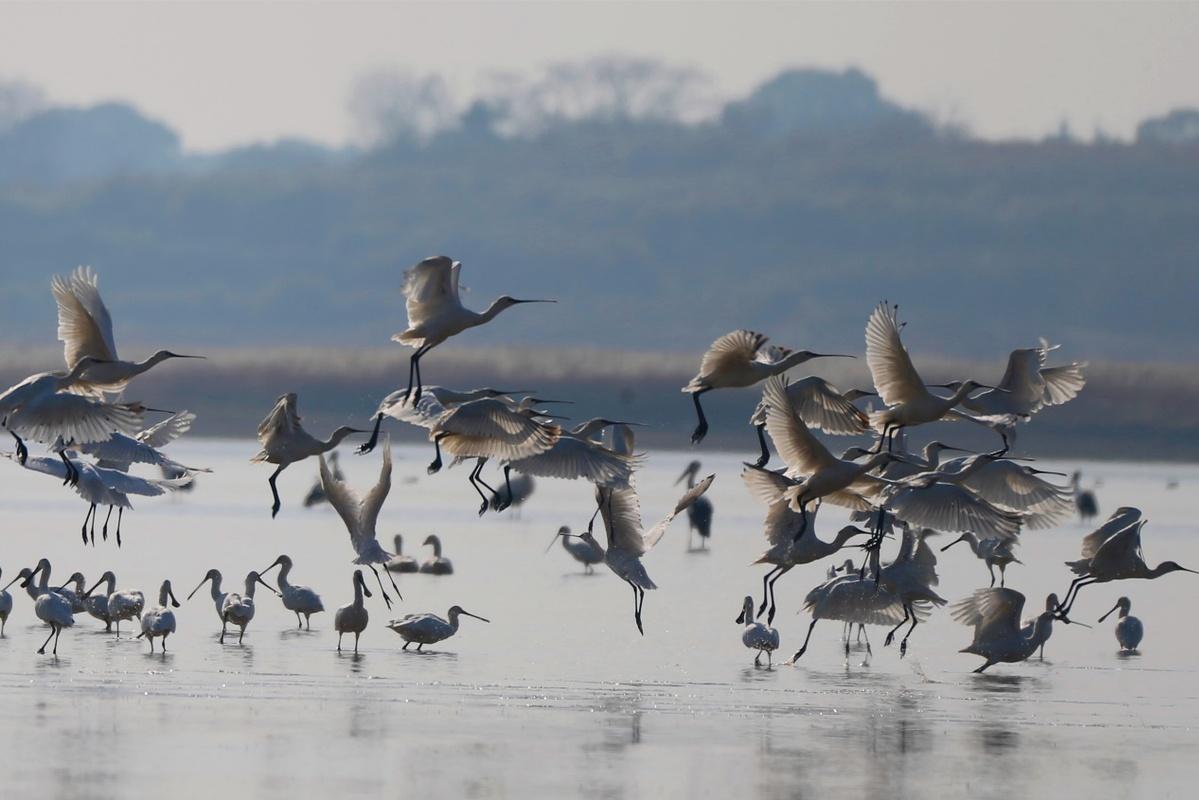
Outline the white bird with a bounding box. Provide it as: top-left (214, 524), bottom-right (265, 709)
top-left (877, 527), bottom-right (948, 657)
top-left (749, 375), bottom-right (874, 466)
top-left (864, 302), bottom-right (1004, 452)
top-left (386, 534), bottom-right (420, 573)
top-left (138, 580), bottom-right (180, 653)
top-left (19, 558), bottom-right (55, 601)
top-left (357, 386), bottom-right (527, 455)
top-left (252, 392), bottom-right (367, 517)
top-left (741, 465), bottom-right (872, 622)
top-left (51, 265), bottom-right (206, 394)
top-left (105, 585), bottom-right (145, 637)
top-left (503, 417), bottom-right (643, 504)
top-left (941, 532), bottom-right (1022, 587)
top-left (0, 567), bottom-right (15, 635)
top-left (960, 342), bottom-right (1087, 420)
top-left (319, 438), bottom-right (403, 606)
top-left (559, 474), bottom-right (714, 634)
top-left (1098, 596), bottom-right (1143, 653)
top-left (1058, 507), bottom-right (1197, 618)
top-left (0, 355), bottom-right (143, 465)
top-left (682, 329), bottom-right (852, 444)
top-left (737, 596), bottom-right (780, 667)
top-left (334, 570), bottom-right (371, 654)
top-left (388, 605), bottom-right (489, 651)
top-left (260, 554), bottom-right (325, 629)
top-left (186, 569), bottom-right (229, 623)
top-left (218, 571), bottom-right (278, 644)
top-left (56, 572), bottom-right (88, 614)
top-left (84, 571), bottom-right (117, 630)
top-left (953, 588), bottom-right (1061, 673)
top-left (677, 460), bottom-right (714, 551)
top-left (22, 568), bottom-right (76, 655)
top-left (391, 255), bottom-right (555, 402)
top-left (791, 569), bottom-right (929, 664)
top-left (938, 455), bottom-right (1073, 529)
top-left (545, 525), bottom-right (605, 573)
top-left (419, 535), bottom-right (454, 575)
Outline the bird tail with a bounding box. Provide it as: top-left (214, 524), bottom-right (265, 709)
top-left (390, 330), bottom-right (424, 348)
top-left (1065, 559), bottom-right (1090, 577)
top-left (249, 449), bottom-right (269, 463)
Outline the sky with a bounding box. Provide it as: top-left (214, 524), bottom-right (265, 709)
top-left (2, 1), bottom-right (1198, 151)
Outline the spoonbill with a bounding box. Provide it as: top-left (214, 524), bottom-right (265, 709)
top-left (1071, 471), bottom-right (1099, 522)
top-left (84, 571), bottom-right (117, 630)
top-left (941, 532), bottom-right (1022, 587)
top-left (386, 535), bottom-right (420, 573)
top-left (502, 418), bottom-right (642, 508)
top-left (392, 255), bottom-right (555, 402)
top-left (791, 569), bottom-right (928, 664)
top-left (105, 585), bottom-right (146, 637)
top-left (1058, 508), bottom-right (1196, 617)
top-left (260, 554), bottom-right (325, 629)
top-left (388, 605), bottom-right (489, 651)
top-left (0, 568), bottom-right (13, 635)
top-left (138, 580), bottom-right (180, 653)
top-left (737, 596), bottom-right (780, 666)
top-left (864, 302), bottom-right (1004, 452)
top-left (57, 572), bottom-right (88, 614)
top-left (19, 558), bottom-right (55, 600)
top-left (252, 392), bottom-right (367, 517)
top-left (558, 474), bottom-right (714, 634)
top-left (961, 342), bottom-right (1087, 420)
top-left (186, 568), bottom-right (229, 623)
top-left (545, 525), bottom-right (605, 573)
top-left (334, 570), bottom-right (372, 654)
top-left (938, 455), bottom-right (1073, 529)
top-left (677, 461), bottom-right (714, 550)
top-left (419, 535), bottom-right (454, 575)
top-left (749, 376), bottom-right (873, 466)
top-left (1099, 596), bottom-right (1143, 653)
top-left (302, 450), bottom-right (341, 507)
top-left (218, 571), bottom-right (278, 644)
top-left (742, 465), bottom-right (871, 623)
top-left (22, 572), bottom-right (75, 655)
top-left (877, 527), bottom-right (948, 656)
top-left (952, 588), bottom-right (1062, 673)
top-left (320, 438), bottom-right (404, 606)
top-left (357, 386), bottom-right (526, 455)
top-left (682, 329), bottom-right (852, 444)
top-left (51, 265), bottom-right (205, 394)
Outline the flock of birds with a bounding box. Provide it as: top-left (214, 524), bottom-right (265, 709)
top-left (0, 258), bottom-right (1192, 672)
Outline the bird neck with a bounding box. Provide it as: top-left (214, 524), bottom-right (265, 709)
top-left (945, 384), bottom-right (976, 406)
top-left (430, 539), bottom-right (442, 557)
top-left (134, 351), bottom-right (172, 373)
top-left (210, 579), bottom-right (223, 600)
top-left (447, 609), bottom-right (462, 631)
top-left (322, 429), bottom-right (353, 451)
top-left (158, 585), bottom-right (171, 606)
top-left (479, 298), bottom-right (512, 324)
top-left (353, 579), bottom-right (365, 606)
top-left (277, 562), bottom-right (292, 585)
top-left (831, 528), bottom-right (862, 550)
top-left (244, 580), bottom-right (258, 598)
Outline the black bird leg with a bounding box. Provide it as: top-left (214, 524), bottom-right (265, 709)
top-left (754, 424), bottom-right (770, 468)
top-left (689, 389), bottom-right (710, 445)
top-left (357, 413), bottom-right (384, 455)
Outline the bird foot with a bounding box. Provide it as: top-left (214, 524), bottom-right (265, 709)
top-left (754, 455), bottom-right (769, 468)
top-left (767, 608), bottom-right (777, 625)
top-left (356, 442), bottom-right (375, 456)
top-left (477, 499), bottom-right (489, 517)
top-left (271, 502), bottom-right (281, 519)
top-left (884, 632), bottom-right (895, 647)
top-left (690, 424), bottom-right (708, 445)
top-left (427, 459), bottom-right (442, 475)
top-left (900, 640), bottom-right (908, 658)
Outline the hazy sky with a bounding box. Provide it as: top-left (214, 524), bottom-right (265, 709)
top-left (2, 1), bottom-right (1197, 151)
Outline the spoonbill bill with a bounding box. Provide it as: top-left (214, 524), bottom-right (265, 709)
top-left (386, 534), bottom-right (420, 573)
top-left (545, 525), bottom-right (605, 573)
top-left (186, 568), bottom-right (229, 623)
top-left (259, 554), bottom-right (325, 629)
top-left (419, 535), bottom-right (453, 575)
top-left (677, 460), bottom-right (714, 550)
top-left (737, 596), bottom-right (780, 666)
top-left (941, 532), bottom-right (1022, 587)
top-left (392, 255), bottom-right (555, 402)
top-left (252, 392), bottom-right (366, 517)
top-left (952, 588), bottom-right (1062, 673)
top-left (388, 605), bottom-right (489, 651)
top-left (334, 570), bottom-right (371, 654)
top-left (138, 580), bottom-right (180, 653)
top-left (682, 329), bottom-right (852, 444)
top-left (319, 438), bottom-right (404, 606)
top-left (1098, 596), bottom-right (1142, 653)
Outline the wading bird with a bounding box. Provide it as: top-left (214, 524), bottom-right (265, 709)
top-left (1099, 596), bottom-right (1142, 653)
top-left (386, 535), bottom-right (420, 573)
top-left (392, 256), bottom-right (554, 402)
top-left (388, 605), bottom-right (489, 651)
top-left (677, 460), bottom-right (714, 550)
top-left (23, 570), bottom-right (75, 655)
top-left (138, 580), bottom-right (180, 653)
top-left (186, 569), bottom-right (229, 624)
top-left (952, 588), bottom-right (1062, 673)
top-left (941, 532), bottom-right (1022, 587)
top-left (545, 525), bottom-right (605, 573)
top-left (0, 568), bottom-right (14, 635)
top-left (319, 439), bottom-right (403, 606)
top-left (334, 570), bottom-right (371, 654)
top-left (218, 571), bottom-right (278, 645)
top-left (1072, 471), bottom-right (1099, 522)
top-left (749, 376), bottom-right (873, 467)
top-left (84, 571), bottom-right (117, 630)
top-left (252, 393), bottom-right (366, 517)
top-left (260, 554), bottom-right (325, 629)
top-left (791, 569), bottom-right (928, 664)
top-left (682, 329), bottom-right (852, 444)
top-left (57, 572), bottom-right (87, 614)
top-left (737, 596), bottom-right (780, 666)
top-left (877, 527), bottom-right (947, 657)
top-left (419, 535), bottom-right (454, 575)
top-left (105, 584), bottom-right (145, 637)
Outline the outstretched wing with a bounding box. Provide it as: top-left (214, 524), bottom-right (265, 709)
top-left (685, 330), bottom-right (767, 389)
top-left (864, 302), bottom-right (924, 407)
top-left (257, 394), bottom-right (300, 443)
top-left (951, 587), bottom-right (1025, 641)
top-left (437, 399), bottom-right (560, 460)
top-left (596, 484), bottom-right (649, 556)
top-left (786, 376), bottom-right (869, 435)
top-left (643, 473), bottom-right (715, 550)
top-left (509, 436), bottom-right (642, 488)
top-left (359, 439), bottom-right (393, 538)
top-left (138, 411), bottom-right (196, 448)
top-left (320, 452), bottom-right (364, 540)
top-left (762, 375), bottom-right (836, 474)
top-left (53, 266), bottom-right (118, 368)
top-left (399, 256), bottom-right (460, 330)
top-left (1040, 363), bottom-right (1087, 407)
top-left (1079, 507), bottom-right (1142, 560)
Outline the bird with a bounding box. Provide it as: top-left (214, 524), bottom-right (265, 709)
top-left (1071, 471), bottom-right (1099, 522)
top-left (791, 568), bottom-right (928, 664)
top-left (545, 525), bottom-right (605, 573)
top-left (960, 342), bottom-right (1087, 420)
top-left (864, 302), bottom-right (1005, 452)
top-left (737, 596), bottom-right (780, 667)
top-left (218, 571), bottom-right (278, 645)
top-left (876, 527), bottom-right (948, 656)
top-left (0, 567), bottom-right (14, 636)
top-left (952, 588), bottom-right (1061, 673)
top-left (22, 569), bottom-right (76, 655)
top-left (386, 534), bottom-right (420, 573)
top-left (138, 580), bottom-right (180, 653)
top-left (259, 554), bottom-right (325, 629)
top-left (1098, 596), bottom-right (1143, 653)
top-left (186, 569), bottom-right (229, 624)
top-left (502, 417), bottom-right (642, 508)
top-left (682, 329), bottom-right (852, 444)
top-left (302, 450), bottom-right (342, 507)
top-left (56, 572), bottom-right (88, 614)
top-left (105, 584), bottom-right (146, 637)
top-left (319, 438), bottom-right (404, 606)
top-left (252, 392), bottom-right (366, 517)
top-left (391, 256), bottom-right (555, 403)
top-left (357, 386), bottom-right (528, 455)
top-left (388, 605), bottom-right (489, 651)
top-left (334, 570), bottom-right (372, 654)
top-left (83, 571), bottom-right (117, 630)
top-left (741, 465), bottom-right (871, 623)
top-left (419, 535), bottom-right (454, 575)
top-left (748, 376), bottom-right (873, 467)
top-left (1058, 508), bottom-right (1196, 618)
top-left (938, 455), bottom-right (1073, 529)
top-left (18, 558), bottom-right (55, 601)
top-left (557, 473), bottom-right (714, 634)
top-left (677, 460), bottom-right (714, 551)
top-left (50, 265), bottom-right (205, 394)
top-left (941, 532), bottom-right (1022, 587)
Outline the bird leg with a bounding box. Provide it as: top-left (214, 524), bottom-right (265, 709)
top-left (115, 507), bottom-right (124, 548)
top-left (353, 632), bottom-right (360, 654)
top-left (791, 618), bottom-right (818, 662)
top-left (999, 563), bottom-right (1007, 588)
top-left (469, 458), bottom-right (495, 516)
top-left (899, 607), bottom-right (918, 658)
top-left (427, 434), bottom-right (446, 475)
top-left (404, 344), bottom-right (432, 402)
top-left (220, 617), bottom-right (228, 644)
top-left (384, 564), bottom-right (403, 601)
top-left (988, 563), bottom-right (996, 588)
top-left (357, 413), bottom-right (384, 455)
top-left (58, 450), bottom-right (76, 486)
top-left (689, 389), bottom-right (710, 445)
top-left (754, 651), bottom-right (762, 667)
top-left (861, 627), bottom-right (872, 656)
top-left (238, 626), bottom-right (245, 645)
top-left (757, 566), bottom-right (780, 618)
top-left (81, 504), bottom-right (93, 545)
top-left (89, 503), bottom-right (97, 544)
top-left (402, 641), bottom-right (410, 650)
top-left (337, 632), bottom-right (343, 652)
top-left (101, 505), bottom-right (113, 542)
top-left (11, 431), bottom-right (28, 465)
top-left (1058, 576), bottom-right (1095, 618)
top-left (38, 624), bottom-right (56, 655)
top-left (411, 345), bottom-right (429, 402)
top-left (754, 424), bottom-right (770, 468)
top-left (296, 611), bottom-right (303, 629)
top-left (268, 464), bottom-right (286, 518)
top-left (885, 604), bottom-right (911, 648)
top-left (491, 465), bottom-right (514, 512)
top-left (627, 580), bottom-right (644, 635)
top-left (766, 565), bottom-right (792, 624)
top-left (367, 564), bottom-right (393, 609)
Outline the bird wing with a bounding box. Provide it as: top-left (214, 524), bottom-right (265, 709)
top-left (1089, 520), bottom-right (1146, 574)
top-left (1079, 507), bottom-right (1142, 560)
top-left (686, 330), bottom-right (767, 388)
top-left (806, 575), bottom-right (916, 625)
top-left (80, 432), bottom-right (159, 470)
top-left (596, 485), bottom-right (649, 556)
top-left (951, 588), bottom-right (1024, 640)
top-left (762, 375), bottom-right (837, 473)
top-left (93, 465), bottom-right (190, 497)
top-left (359, 439), bottom-right (393, 539)
top-left (786, 376), bottom-right (869, 435)
top-left (1040, 363), bottom-right (1087, 407)
top-left (995, 348), bottom-right (1043, 394)
top-left (257, 393), bottom-right (300, 442)
top-left (53, 266), bottom-right (118, 367)
top-left (7, 395), bottom-right (143, 445)
top-left (4, 453), bottom-right (70, 481)
top-left (320, 452), bottom-right (365, 539)
top-left (509, 436), bottom-right (642, 487)
top-left (887, 483), bottom-right (1022, 541)
top-left (908, 530), bottom-right (942, 587)
top-left (437, 399), bottom-right (560, 460)
top-left (642, 473), bottom-right (715, 550)
top-left (741, 465), bottom-right (805, 547)
top-left (401, 256), bottom-right (459, 330)
top-left (138, 410), bottom-right (196, 448)
top-left (864, 302), bottom-right (925, 407)
top-left (959, 462), bottom-right (1073, 524)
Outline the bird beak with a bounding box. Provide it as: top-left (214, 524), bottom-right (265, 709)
top-left (1027, 467), bottom-right (1068, 477)
top-left (512, 299), bottom-right (556, 304)
top-left (530, 398), bottom-right (573, 405)
top-left (82, 576), bottom-right (105, 598)
top-left (1, 576), bottom-right (20, 590)
top-left (544, 530), bottom-right (568, 554)
top-left (260, 559), bottom-right (282, 574)
top-left (806, 352), bottom-right (856, 359)
top-left (1098, 603), bottom-right (1120, 623)
top-left (186, 576), bottom-right (210, 601)
top-left (167, 354), bottom-right (207, 360)
top-left (362, 580), bottom-right (373, 598)
top-left (736, 610), bottom-right (746, 624)
top-left (255, 575), bottom-right (280, 596)
top-left (462, 611), bottom-right (490, 623)
top-left (940, 535), bottom-right (967, 552)
top-left (54, 582), bottom-right (71, 592)
top-left (169, 588), bottom-right (181, 608)
top-left (143, 408), bottom-right (178, 415)
top-left (939, 445), bottom-right (974, 454)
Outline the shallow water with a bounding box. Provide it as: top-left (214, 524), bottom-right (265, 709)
top-left (1, 441), bottom-right (1197, 797)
